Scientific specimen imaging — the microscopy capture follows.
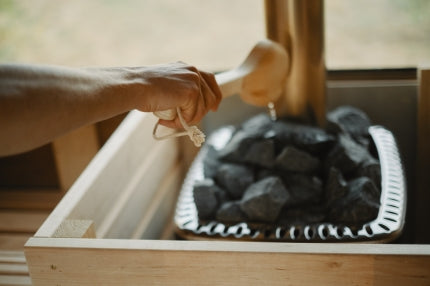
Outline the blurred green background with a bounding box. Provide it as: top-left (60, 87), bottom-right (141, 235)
top-left (1, 0), bottom-right (429, 70)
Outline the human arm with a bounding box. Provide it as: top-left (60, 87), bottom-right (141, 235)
top-left (0, 62), bottom-right (222, 156)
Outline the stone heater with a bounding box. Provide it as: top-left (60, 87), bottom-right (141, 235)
top-left (24, 1), bottom-right (430, 285)
top-left (175, 107), bottom-right (406, 243)
top-left (175, 1), bottom-right (405, 243)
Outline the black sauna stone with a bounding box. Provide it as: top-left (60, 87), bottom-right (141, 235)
top-left (325, 134), bottom-right (373, 175)
top-left (329, 177), bottom-right (380, 224)
top-left (356, 157), bottom-right (382, 189)
top-left (275, 146), bottom-right (320, 173)
top-left (349, 176), bottom-right (380, 203)
top-left (241, 113), bottom-right (274, 137)
top-left (326, 106), bottom-right (371, 140)
top-left (264, 120), bottom-right (294, 144)
top-left (215, 163), bottom-right (254, 199)
top-left (289, 124), bottom-right (336, 154)
top-left (256, 168), bottom-right (276, 181)
top-left (243, 139), bottom-right (275, 168)
top-left (218, 114), bottom-right (274, 164)
top-left (325, 167), bottom-right (348, 206)
top-left (218, 130), bottom-right (257, 163)
top-left (239, 176), bottom-right (289, 222)
top-left (195, 107), bottom-right (385, 229)
top-left (193, 179), bottom-right (224, 220)
top-left (277, 206), bottom-right (326, 226)
top-left (266, 121), bottom-right (336, 154)
top-left (203, 145), bottom-right (221, 179)
top-left (282, 173), bottom-right (324, 207)
top-left (216, 201), bottom-right (248, 223)
top-left (214, 187), bottom-right (230, 206)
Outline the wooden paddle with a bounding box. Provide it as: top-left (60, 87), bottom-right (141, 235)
top-left (153, 39), bottom-right (289, 146)
top-left (154, 39), bottom-right (289, 120)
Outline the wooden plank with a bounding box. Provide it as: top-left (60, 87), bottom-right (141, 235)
top-left (0, 235), bottom-right (32, 251)
top-left (265, 0), bottom-right (325, 126)
top-left (101, 140), bottom-right (179, 239)
top-left (0, 189), bottom-right (62, 210)
top-left (374, 254), bottom-right (430, 285)
top-left (0, 211), bottom-right (49, 233)
top-left (416, 67), bottom-right (430, 243)
top-left (159, 217), bottom-right (176, 240)
top-left (0, 252), bottom-right (26, 264)
top-left (0, 263), bottom-right (28, 276)
top-left (0, 275), bottom-right (32, 286)
top-left (24, 238), bottom-right (430, 286)
top-left (0, 251), bottom-right (30, 286)
top-left (34, 111), bottom-right (159, 238)
top-left (52, 124), bottom-right (100, 192)
top-left (131, 162), bottom-right (182, 239)
top-left (52, 220), bottom-right (95, 239)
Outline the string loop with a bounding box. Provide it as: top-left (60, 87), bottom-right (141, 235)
top-left (153, 107), bottom-right (205, 147)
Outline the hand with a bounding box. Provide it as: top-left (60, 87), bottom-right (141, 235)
top-left (133, 62), bottom-right (222, 129)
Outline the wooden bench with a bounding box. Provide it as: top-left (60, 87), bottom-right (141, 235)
top-left (24, 98), bottom-right (430, 285)
top-left (0, 251), bottom-right (31, 286)
top-left (0, 210), bottom-right (48, 285)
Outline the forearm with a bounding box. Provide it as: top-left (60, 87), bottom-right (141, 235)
top-left (0, 64), bottom-right (139, 156)
top-left (0, 62), bottom-right (221, 156)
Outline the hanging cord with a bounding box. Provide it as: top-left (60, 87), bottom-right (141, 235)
top-left (153, 101), bottom-right (274, 147)
top-left (268, 101), bottom-right (277, 121)
top-left (152, 107), bottom-right (206, 147)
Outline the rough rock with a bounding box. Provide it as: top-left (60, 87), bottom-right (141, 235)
top-left (203, 145), bottom-right (221, 179)
top-left (355, 157), bottom-right (382, 189)
top-left (193, 179), bottom-right (225, 220)
top-left (282, 173), bottom-right (323, 207)
top-left (329, 177), bottom-right (380, 224)
top-left (325, 134), bottom-right (373, 175)
top-left (215, 163), bottom-right (254, 199)
top-left (277, 206), bottom-right (326, 226)
top-left (195, 108), bottom-right (385, 229)
top-left (275, 146), bottom-right (320, 173)
top-left (243, 139), bottom-right (275, 168)
top-left (325, 167), bottom-right (348, 206)
top-left (218, 130), bottom-right (257, 163)
top-left (266, 121), bottom-right (336, 154)
top-left (326, 106), bottom-right (371, 141)
top-left (256, 168), bottom-right (276, 181)
top-left (240, 176), bottom-right (289, 223)
top-left (290, 124), bottom-right (336, 154)
top-left (241, 113), bottom-right (274, 137)
top-left (216, 201), bottom-right (248, 223)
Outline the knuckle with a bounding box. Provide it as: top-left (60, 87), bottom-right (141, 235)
top-left (186, 65), bottom-right (199, 73)
top-left (189, 71), bottom-right (200, 83)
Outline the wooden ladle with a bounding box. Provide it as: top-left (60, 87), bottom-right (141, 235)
top-left (153, 39), bottom-right (289, 146)
top-left (154, 39), bottom-right (289, 120)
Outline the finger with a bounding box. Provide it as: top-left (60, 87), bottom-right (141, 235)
top-left (154, 109), bottom-right (176, 121)
top-left (182, 70), bottom-right (221, 125)
top-left (199, 70), bottom-right (222, 111)
top-left (158, 118), bottom-right (182, 129)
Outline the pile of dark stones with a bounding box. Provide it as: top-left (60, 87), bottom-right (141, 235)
top-left (193, 106), bottom-right (382, 229)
